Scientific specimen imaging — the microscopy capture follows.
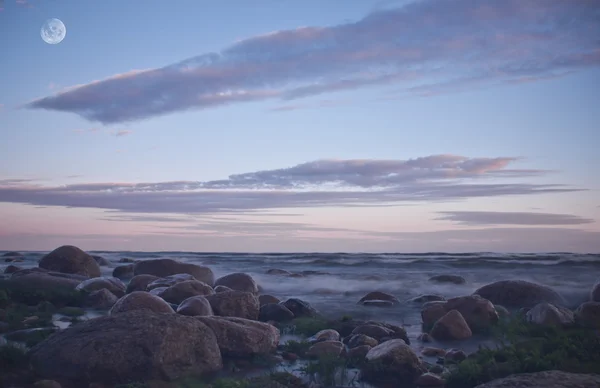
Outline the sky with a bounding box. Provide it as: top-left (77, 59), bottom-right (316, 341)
top-left (0, 0), bottom-right (599, 253)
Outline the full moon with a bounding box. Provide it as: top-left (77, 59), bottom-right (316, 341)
top-left (41, 18), bottom-right (66, 45)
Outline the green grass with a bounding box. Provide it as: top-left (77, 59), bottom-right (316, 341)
top-left (57, 306), bottom-right (85, 317)
top-left (445, 315), bottom-right (600, 388)
top-left (280, 340), bottom-right (312, 359)
top-left (300, 354), bottom-right (358, 387)
top-left (0, 302), bottom-right (55, 332)
top-left (176, 372), bottom-right (306, 388)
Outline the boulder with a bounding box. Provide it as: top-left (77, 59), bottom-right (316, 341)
top-left (146, 273), bottom-right (197, 291)
top-left (363, 300), bottom-right (396, 307)
top-left (473, 370), bottom-right (600, 388)
top-left (109, 291), bottom-right (175, 315)
top-left (495, 305), bottom-right (510, 318)
top-left (306, 340), bottom-right (344, 358)
top-left (445, 348), bottom-right (467, 363)
top-left (526, 302), bottom-right (574, 326)
top-left (418, 333), bottom-right (432, 342)
top-left (421, 347), bottom-right (446, 357)
top-left (358, 291), bottom-right (400, 305)
top-left (474, 280), bottom-right (565, 308)
top-left (112, 264), bottom-right (135, 279)
top-left (126, 274), bottom-right (159, 293)
top-left (149, 287), bottom-right (168, 296)
top-left (281, 298), bottom-right (318, 318)
top-left (259, 294), bottom-right (280, 306)
top-left (429, 275), bottom-right (466, 284)
top-left (214, 273), bottom-right (259, 294)
top-left (2, 251), bottom-right (23, 257)
top-left (4, 264), bottom-right (22, 274)
top-left (259, 303), bottom-right (294, 322)
top-left (422, 302), bottom-right (448, 328)
top-left (351, 323), bottom-right (409, 344)
top-left (134, 259), bottom-right (214, 285)
top-left (592, 281), bottom-right (600, 302)
top-left (309, 329), bottom-right (340, 343)
top-left (177, 296), bottom-right (213, 317)
top-left (158, 280), bottom-right (214, 305)
top-left (91, 255), bottom-right (110, 266)
top-left (574, 301), bottom-right (600, 329)
top-left (76, 277), bottom-right (126, 298)
top-left (361, 339), bottom-right (426, 384)
top-left (214, 285), bottom-right (232, 293)
top-left (10, 268), bottom-right (83, 292)
top-left (347, 345), bottom-right (371, 363)
top-left (409, 295), bottom-right (446, 304)
top-left (29, 310), bottom-right (222, 385)
top-left (416, 373), bottom-right (445, 387)
top-left (444, 295), bottom-right (499, 332)
top-left (85, 289), bottom-right (118, 309)
top-left (39, 245), bottom-right (101, 278)
top-left (205, 290), bottom-right (259, 320)
top-left (347, 334), bottom-right (378, 349)
top-left (266, 268), bottom-right (292, 275)
top-left (195, 316), bottom-right (279, 357)
top-left (430, 310), bottom-right (473, 341)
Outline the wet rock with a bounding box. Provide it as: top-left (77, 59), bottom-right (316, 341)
top-left (409, 295), bottom-right (446, 304)
top-left (205, 290), bottom-right (259, 320)
top-left (421, 347), bottom-right (446, 357)
top-left (34, 380), bottom-right (62, 388)
top-left (259, 303), bottom-right (294, 322)
top-left (5, 327), bottom-right (58, 342)
top-left (495, 305), bottom-right (510, 318)
top-left (146, 273), bottom-right (197, 290)
top-left (418, 333), bottom-right (432, 342)
top-left (363, 300), bottom-right (396, 307)
top-left (592, 281), bottom-right (600, 302)
top-left (526, 302), bottom-right (574, 326)
top-left (431, 310), bottom-right (472, 341)
top-left (259, 294), bottom-right (280, 306)
top-left (112, 264), bottom-right (134, 279)
top-left (196, 316), bottom-right (279, 357)
top-left (416, 372), bottom-right (445, 387)
top-left (351, 323), bottom-right (409, 344)
top-left (309, 329), bottom-right (340, 343)
top-left (91, 255), bottom-right (110, 267)
top-left (76, 277), bottom-right (126, 298)
top-left (574, 301), bottom-right (600, 329)
top-left (177, 296), bottom-right (213, 317)
top-left (358, 291), bottom-right (400, 305)
top-left (214, 272), bottom-right (259, 294)
top-left (444, 295), bottom-right (499, 332)
top-left (158, 280), bottom-right (214, 305)
top-left (347, 334), bottom-right (378, 349)
top-left (214, 285), bottom-right (232, 293)
top-left (29, 310), bottom-right (222, 385)
top-left (85, 289), bottom-right (118, 309)
top-left (422, 303), bottom-right (448, 328)
top-left (429, 275), bottom-right (466, 284)
top-left (39, 245), bottom-right (101, 278)
top-left (473, 370), bottom-right (600, 387)
top-left (2, 251), bottom-right (23, 257)
top-left (119, 258), bottom-right (136, 263)
top-left (4, 264), bottom-right (22, 274)
top-left (126, 274), bottom-right (159, 293)
top-left (361, 339), bottom-right (426, 385)
top-left (266, 269), bottom-right (292, 275)
top-left (281, 298), bottom-right (319, 318)
top-left (134, 259), bottom-right (214, 285)
top-left (10, 268), bottom-right (84, 294)
top-left (444, 348), bottom-right (467, 363)
top-left (149, 287), bottom-right (168, 296)
top-left (306, 340), bottom-right (344, 358)
top-left (474, 279), bottom-right (566, 308)
top-left (347, 345), bottom-right (371, 363)
top-left (109, 291), bottom-right (175, 315)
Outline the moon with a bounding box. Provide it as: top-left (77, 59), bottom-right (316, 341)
top-left (41, 18), bottom-right (66, 45)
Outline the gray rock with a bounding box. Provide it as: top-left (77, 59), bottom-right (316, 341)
top-left (574, 301), bottom-right (600, 329)
top-left (309, 329), bottom-right (340, 343)
top-left (109, 291), bottom-right (175, 315)
top-left (360, 339), bottom-right (426, 385)
top-left (306, 340), bottom-right (344, 358)
top-left (430, 310), bottom-right (472, 341)
top-left (281, 298), bottom-right (318, 318)
top-left (91, 255), bottom-right (110, 266)
top-left (112, 264), bottom-right (135, 279)
top-left (76, 277), bottom-right (126, 297)
top-left (126, 274), bottom-right (159, 294)
top-left (214, 272), bottom-right (259, 294)
top-left (158, 280), bottom-right (214, 304)
top-left (591, 281), bottom-right (600, 302)
top-left (358, 291), bottom-right (400, 305)
top-left (177, 296), bottom-right (214, 317)
top-left (259, 303), bottom-right (294, 322)
top-left (347, 334), bottom-right (378, 349)
top-left (85, 289), bottom-right (118, 309)
top-left (134, 259), bottom-right (214, 285)
top-left (474, 280), bottom-right (566, 308)
top-left (526, 302), bottom-right (574, 326)
top-left (429, 275), bottom-right (466, 284)
top-left (29, 310), bottom-right (222, 385)
top-left (205, 290), bottom-right (259, 320)
top-left (258, 294), bottom-right (280, 306)
top-left (409, 295), bottom-right (446, 304)
top-left (146, 273), bottom-right (197, 290)
top-left (39, 245), bottom-right (101, 278)
top-left (214, 285), bottom-right (233, 293)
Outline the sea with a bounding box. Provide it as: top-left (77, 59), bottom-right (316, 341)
top-left (2, 251), bottom-right (600, 371)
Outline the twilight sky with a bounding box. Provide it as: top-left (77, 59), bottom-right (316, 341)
top-left (0, 0), bottom-right (599, 252)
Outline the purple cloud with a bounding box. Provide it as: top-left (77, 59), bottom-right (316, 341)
top-left (24, 0), bottom-right (600, 124)
top-left (436, 211), bottom-right (594, 226)
top-left (0, 155), bottom-right (584, 214)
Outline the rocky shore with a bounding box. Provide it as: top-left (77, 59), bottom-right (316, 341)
top-left (1, 246), bottom-right (600, 388)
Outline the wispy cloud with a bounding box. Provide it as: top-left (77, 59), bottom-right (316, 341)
top-left (437, 211), bottom-right (594, 226)
top-left (24, 0), bottom-right (600, 124)
top-left (112, 129), bottom-right (133, 137)
top-left (0, 155), bottom-right (584, 215)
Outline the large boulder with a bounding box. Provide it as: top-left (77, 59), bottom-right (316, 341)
top-left (348, 334), bottom-right (378, 349)
top-left (195, 316), bottom-right (279, 357)
top-left (474, 280), bottom-right (565, 308)
top-left (214, 273), bottom-right (259, 294)
top-left (306, 340), bottom-right (344, 358)
top-left (177, 296), bottom-right (214, 317)
top-left (85, 289), bottom-right (118, 309)
top-left (76, 277), bottom-right (126, 298)
top-left (474, 370), bottom-right (600, 388)
top-left (444, 295), bottom-right (499, 332)
top-left (126, 274), bottom-right (159, 294)
top-left (157, 280), bottom-right (214, 305)
top-left (146, 274), bottom-right (197, 290)
top-left (526, 302), bottom-right (574, 326)
top-left (360, 339), bottom-right (426, 385)
top-left (112, 264), bottom-right (135, 279)
top-left (309, 329), bottom-right (340, 343)
top-left (9, 268), bottom-right (84, 300)
top-left (109, 291), bottom-right (174, 315)
top-left (591, 281), bottom-right (600, 302)
top-left (29, 310), bottom-right (222, 386)
top-left (408, 294), bottom-right (446, 304)
top-left (358, 291), bottom-right (400, 305)
top-left (351, 322), bottom-right (409, 344)
top-left (259, 294), bottom-right (280, 306)
top-left (430, 310), bottom-right (473, 341)
top-left (39, 245), bottom-right (101, 278)
top-left (574, 301), bottom-right (600, 329)
top-left (281, 298), bottom-right (319, 318)
top-left (429, 274), bottom-right (466, 284)
top-left (205, 290), bottom-right (259, 320)
top-left (91, 255), bottom-right (110, 266)
top-left (421, 302), bottom-right (448, 328)
top-left (259, 303), bottom-right (294, 322)
top-left (4, 264), bottom-right (23, 274)
top-left (134, 259), bottom-right (214, 285)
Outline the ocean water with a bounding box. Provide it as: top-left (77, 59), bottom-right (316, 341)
top-left (3, 251), bottom-right (599, 356)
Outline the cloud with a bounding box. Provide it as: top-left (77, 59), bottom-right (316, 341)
top-left (113, 129), bottom-right (133, 137)
top-left (0, 155), bottom-right (585, 215)
top-left (66, 175), bottom-right (83, 179)
top-left (24, 0), bottom-right (600, 124)
top-left (436, 211), bottom-right (594, 226)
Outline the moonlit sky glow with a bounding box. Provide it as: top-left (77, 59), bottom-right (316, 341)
top-left (0, 0), bottom-right (599, 252)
